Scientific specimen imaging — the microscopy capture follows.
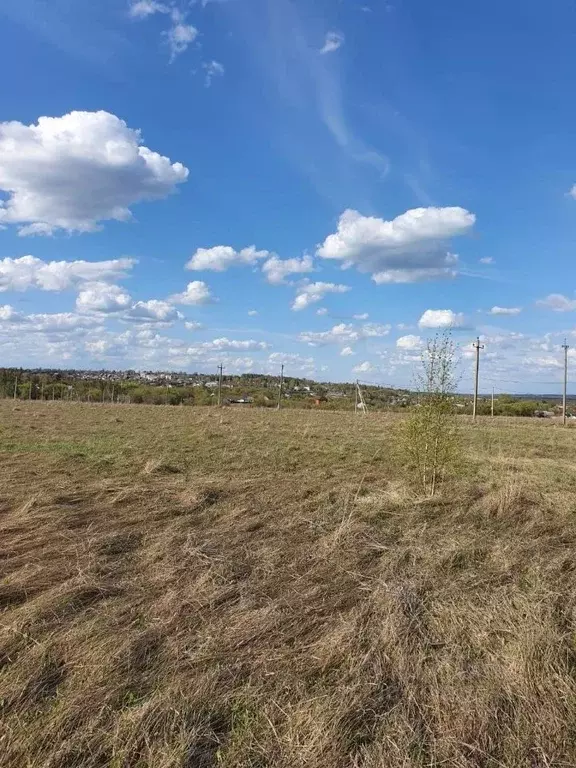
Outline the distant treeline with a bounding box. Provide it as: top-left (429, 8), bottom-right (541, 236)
top-left (0, 368), bottom-right (565, 416)
top-left (0, 368), bottom-right (407, 411)
top-left (471, 395), bottom-right (564, 418)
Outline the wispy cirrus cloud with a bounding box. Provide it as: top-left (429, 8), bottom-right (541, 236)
top-left (218, 0), bottom-right (390, 201)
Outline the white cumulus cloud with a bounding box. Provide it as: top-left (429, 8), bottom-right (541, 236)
top-left (396, 334), bottom-right (423, 350)
top-left (76, 282), bottom-right (132, 313)
top-left (166, 10), bottom-right (198, 60)
top-left (320, 31), bottom-right (344, 54)
top-left (267, 351), bottom-right (315, 373)
top-left (129, 0), bottom-right (167, 17)
top-left (130, 2), bottom-right (198, 60)
top-left (362, 323), bottom-right (392, 337)
top-left (317, 207), bottom-right (475, 283)
top-left (0, 306), bottom-right (101, 333)
top-left (261, 254), bottom-right (314, 285)
top-left (124, 299), bottom-right (182, 324)
top-left (170, 281), bottom-right (213, 305)
top-left (489, 306), bottom-right (522, 316)
top-left (76, 284), bottom-right (182, 324)
top-left (536, 294), bottom-right (576, 312)
top-left (0, 111), bottom-right (188, 235)
top-left (372, 265), bottom-right (459, 284)
top-left (340, 346), bottom-right (355, 356)
top-left (299, 322), bottom-right (390, 346)
top-left (0, 255), bottom-right (136, 292)
top-left (353, 361), bottom-right (376, 373)
top-left (189, 338), bottom-right (269, 352)
top-left (292, 281), bottom-right (350, 311)
top-left (418, 309), bottom-right (465, 329)
top-left (187, 245), bottom-right (271, 272)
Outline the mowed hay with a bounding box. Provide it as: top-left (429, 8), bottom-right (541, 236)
top-left (1, 404), bottom-right (576, 766)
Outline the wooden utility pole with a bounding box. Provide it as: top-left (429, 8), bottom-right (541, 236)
top-left (277, 364), bottom-right (284, 410)
top-left (472, 337), bottom-right (484, 422)
top-left (357, 381), bottom-right (367, 415)
top-left (217, 364), bottom-right (224, 407)
top-left (563, 339), bottom-right (569, 426)
top-left (354, 379), bottom-right (359, 415)
top-left (13, 377), bottom-right (17, 400)
top-left (491, 386), bottom-right (495, 418)
top-left (29, 380), bottom-right (32, 401)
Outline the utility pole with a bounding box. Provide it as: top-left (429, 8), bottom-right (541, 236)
top-left (29, 380), bottom-right (32, 401)
top-left (491, 386), bottom-right (495, 418)
top-left (354, 379), bottom-right (359, 415)
top-left (356, 381), bottom-right (367, 415)
top-left (276, 364), bottom-right (284, 410)
top-left (217, 364), bottom-right (224, 407)
top-left (472, 337), bottom-right (484, 422)
top-left (563, 339), bottom-right (569, 426)
top-left (13, 377), bottom-right (17, 400)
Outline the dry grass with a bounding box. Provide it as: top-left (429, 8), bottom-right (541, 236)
top-left (2, 403), bottom-right (576, 766)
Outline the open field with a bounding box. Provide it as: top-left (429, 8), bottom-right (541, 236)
top-left (2, 403), bottom-right (576, 767)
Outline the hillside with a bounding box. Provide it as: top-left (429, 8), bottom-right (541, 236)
top-left (0, 367), bottom-right (571, 416)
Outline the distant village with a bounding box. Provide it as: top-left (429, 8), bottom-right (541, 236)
top-left (0, 367), bottom-right (569, 416)
top-left (0, 367), bottom-right (411, 410)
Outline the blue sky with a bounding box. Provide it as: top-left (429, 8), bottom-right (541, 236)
top-left (1, 0), bottom-right (576, 392)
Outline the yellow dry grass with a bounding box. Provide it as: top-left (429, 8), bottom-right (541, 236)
top-left (1, 403), bottom-right (576, 767)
